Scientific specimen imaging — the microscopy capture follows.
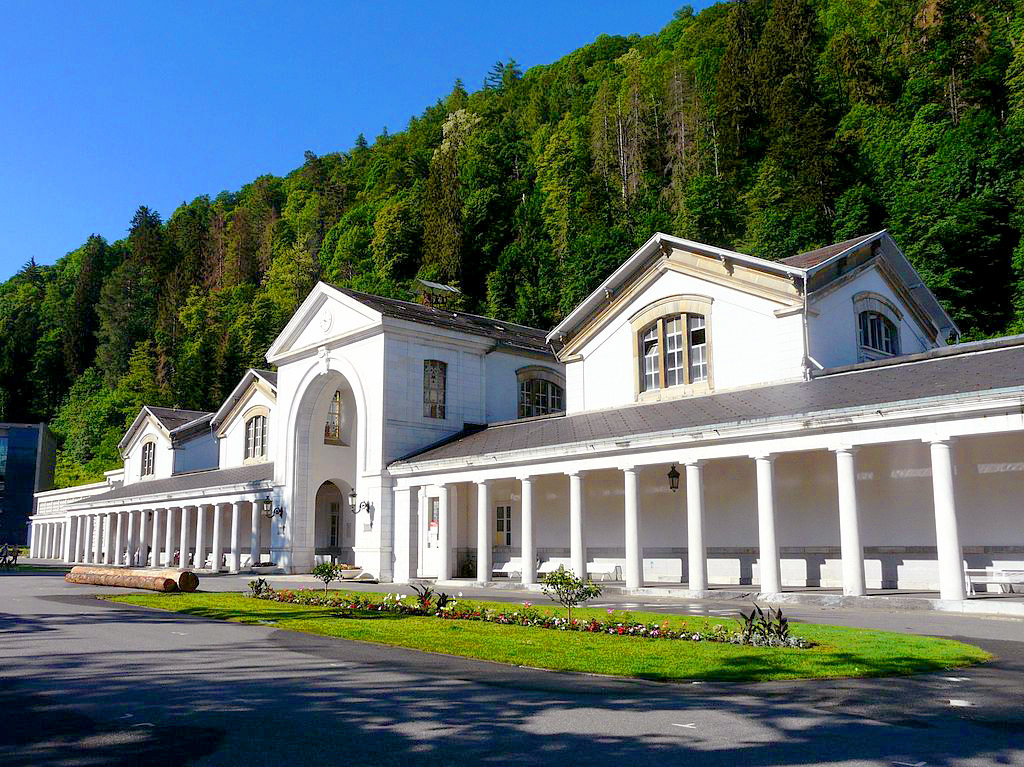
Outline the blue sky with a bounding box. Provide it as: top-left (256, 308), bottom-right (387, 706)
top-left (0, 2), bottom-right (710, 281)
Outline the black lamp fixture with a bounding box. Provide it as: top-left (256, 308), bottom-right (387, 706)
top-left (348, 490), bottom-right (371, 516)
top-left (261, 497), bottom-right (283, 519)
top-left (667, 464), bottom-right (680, 493)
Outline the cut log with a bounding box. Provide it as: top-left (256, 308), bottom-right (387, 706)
top-left (66, 566), bottom-right (177, 592)
top-left (144, 569), bottom-right (200, 592)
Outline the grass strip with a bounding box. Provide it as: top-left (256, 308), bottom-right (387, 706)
top-left (106, 590), bottom-right (990, 683)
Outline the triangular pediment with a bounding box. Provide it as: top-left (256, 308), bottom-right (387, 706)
top-left (265, 282), bottom-right (383, 364)
top-left (558, 242), bottom-right (803, 359)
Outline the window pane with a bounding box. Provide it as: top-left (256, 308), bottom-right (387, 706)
top-left (640, 323), bottom-right (660, 391)
top-left (423, 361), bottom-right (447, 419)
top-left (687, 314), bottom-right (707, 382)
top-left (664, 316), bottom-right (684, 387)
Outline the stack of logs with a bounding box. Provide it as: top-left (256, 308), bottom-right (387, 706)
top-left (66, 566), bottom-right (199, 592)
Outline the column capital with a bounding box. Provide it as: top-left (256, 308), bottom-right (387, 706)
top-left (565, 469), bottom-right (586, 479)
top-left (925, 436), bottom-right (954, 447)
top-left (618, 464), bottom-right (638, 474)
top-left (683, 459), bottom-right (707, 468)
top-left (515, 474), bottom-right (536, 483)
top-left (750, 452), bottom-right (777, 463)
top-left (830, 445), bottom-right (860, 455)
top-left (474, 478), bottom-right (494, 487)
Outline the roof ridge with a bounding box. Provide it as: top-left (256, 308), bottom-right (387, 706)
top-left (334, 285), bottom-right (551, 336)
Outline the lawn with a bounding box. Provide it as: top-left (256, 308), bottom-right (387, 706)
top-left (106, 590), bottom-right (990, 683)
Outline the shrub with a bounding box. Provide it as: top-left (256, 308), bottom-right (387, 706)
top-left (409, 583), bottom-right (435, 611)
top-left (247, 577), bottom-right (273, 598)
top-left (540, 566), bottom-right (602, 622)
top-left (311, 562), bottom-right (340, 595)
top-left (739, 603), bottom-right (791, 646)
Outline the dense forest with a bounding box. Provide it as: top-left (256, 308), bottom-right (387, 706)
top-left (2, 0), bottom-right (1022, 487)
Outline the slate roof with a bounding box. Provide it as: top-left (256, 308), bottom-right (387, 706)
top-left (392, 339), bottom-right (1024, 466)
top-left (254, 369), bottom-right (277, 387)
top-left (333, 286), bottom-right (553, 355)
top-left (147, 407), bottom-right (214, 432)
top-left (780, 233), bottom-right (878, 269)
top-left (72, 463), bottom-right (275, 506)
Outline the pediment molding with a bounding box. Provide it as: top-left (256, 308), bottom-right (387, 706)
top-left (558, 246), bottom-right (801, 360)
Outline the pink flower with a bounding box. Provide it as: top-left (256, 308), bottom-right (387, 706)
top-left (523, 601), bottom-right (532, 608)
top-left (606, 608), bottom-right (614, 615)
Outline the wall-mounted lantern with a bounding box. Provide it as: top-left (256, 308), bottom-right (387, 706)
top-left (261, 497), bottom-right (283, 519)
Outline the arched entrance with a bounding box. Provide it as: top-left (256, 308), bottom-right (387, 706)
top-left (314, 480), bottom-right (355, 565)
top-left (284, 363), bottom-right (363, 573)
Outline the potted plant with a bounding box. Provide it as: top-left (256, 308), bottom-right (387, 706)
top-left (338, 562), bottom-right (364, 579)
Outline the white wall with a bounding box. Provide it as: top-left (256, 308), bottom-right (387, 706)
top-left (808, 265), bottom-right (938, 369)
top-left (218, 384), bottom-right (277, 468)
top-left (566, 269), bottom-right (806, 413)
top-left (484, 351), bottom-right (563, 424)
top-left (123, 420), bottom-right (173, 485)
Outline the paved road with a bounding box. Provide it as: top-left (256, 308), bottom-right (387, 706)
top-left (2, 571), bottom-right (1024, 766)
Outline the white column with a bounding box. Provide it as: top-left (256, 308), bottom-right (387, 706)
top-left (476, 480), bottom-right (492, 584)
top-left (568, 472), bottom-right (586, 579)
top-left (112, 513), bottom-right (123, 565)
top-left (520, 476), bottom-right (536, 585)
top-left (230, 501), bottom-right (243, 573)
top-left (211, 503), bottom-right (224, 573)
top-left (166, 507), bottom-right (178, 567)
top-left (85, 515), bottom-right (96, 564)
top-left (755, 455), bottom-right (781, 594)
top-left (393, 487), bottom-right (413, 584)
top-left (834, 447), bottom-right (866, 596)
top-left (137, 510), bottom-right (149, 567)
top-left (180, 506), bottom-right (192, 568)
top-left (63, 518), bottom-right (74, 563)
top-left (150, 509), bottom-right (163, 568)
top-left (74, 516), bottom-right (83, 563)
top-left (685, 461), bottom-right (707, 591)
top-left (930, 439), bottom-right (966, 600)
top-left (195, 505), bottom-right (207, 570)
top-left (125, 511), bottom-right (136, 566)
top-left (437, 485), bottom-right (451, 581)
top-left (42, 524), bottom-right (51, 559)
top-left (104, 513), bottom-right (115, 565)
top-left (95, 515), bottom-right (105, 563)
top-left (622, 467), bottom-right (642, 589)
top-left (249, 502), bottom-right (261, 568)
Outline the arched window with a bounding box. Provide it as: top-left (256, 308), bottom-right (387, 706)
top-left (324, 390), bottom-right (342, 443)
top-left (859, 311), bottom-right (899, 356)
top-left (637, 311), bottom-right (708, 393)
top-left (516, 366), bottom-right (566, 418)
top-left (141, 442), bottom-right (156, 477)
top-left (245, 415), bottom-right (267, 460)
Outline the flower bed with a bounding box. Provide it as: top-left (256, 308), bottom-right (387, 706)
top-left (253, 587), bottom-right (811, 649)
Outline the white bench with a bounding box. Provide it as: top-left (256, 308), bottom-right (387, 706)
top-left (587, 562), bottom-right (622, 581)
top-left (492, 558), bottom-right (525, 578)
top-left (965, 567), bottom-right (1024, 595)
top-left (537, 558), bottom-right (572, 576)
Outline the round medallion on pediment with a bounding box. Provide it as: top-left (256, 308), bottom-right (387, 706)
top-left (319, 308), bottom-right (333, 333)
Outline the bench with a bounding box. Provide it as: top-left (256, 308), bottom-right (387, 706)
top-left (587, 562), bottom-right (622, 581)
top-left (492, 558), bottom-right (526, 578)
top-left (965, 567), bottom-right (1024, 595)
top-left (537, 558), bottom-right (572, 576)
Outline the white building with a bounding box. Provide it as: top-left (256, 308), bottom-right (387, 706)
top-left (31, 231), bottom-right (1024, 602)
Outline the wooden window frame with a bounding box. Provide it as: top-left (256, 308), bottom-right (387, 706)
top-left (423, 360), bottom-right (447, 420)
top-left (630, 295), bottom-right (713, 401)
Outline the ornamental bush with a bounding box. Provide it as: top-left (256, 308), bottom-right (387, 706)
top-left (540, 566), bottom-right (602, 622)
top-left (311, 562), bottom-right (340, 595)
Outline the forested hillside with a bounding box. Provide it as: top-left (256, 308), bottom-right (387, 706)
top-left (2, 0), bottom-right (1022, 487)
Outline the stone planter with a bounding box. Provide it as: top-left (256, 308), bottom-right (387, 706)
top-left (339, 568), bottom-right (364, 580)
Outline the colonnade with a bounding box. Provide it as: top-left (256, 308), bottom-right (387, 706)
top-left (34, 498), bottom-right (262, 573)
top-left (395, 436), bottom-right (968, 601)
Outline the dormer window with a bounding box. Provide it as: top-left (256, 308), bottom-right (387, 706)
top-left (141, 442), bottom-right (156, 477)
top-left (517, 366), bottom-right (566, 418)
top-left (631, 295), bottom-right (713, 399)
top-left (859, 311), bottom-right (899, 355)
top-left (325, 390), bottom-right (343, 444)
top-left (638, 312), bottom-right (708, 392)
top-left (245, 415), bottom-right (267, 460)
top-left (853, 292), bottom-right (902, 361)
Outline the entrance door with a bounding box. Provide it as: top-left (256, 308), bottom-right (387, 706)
top-left (419, 496), bottom-right (442, 577)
